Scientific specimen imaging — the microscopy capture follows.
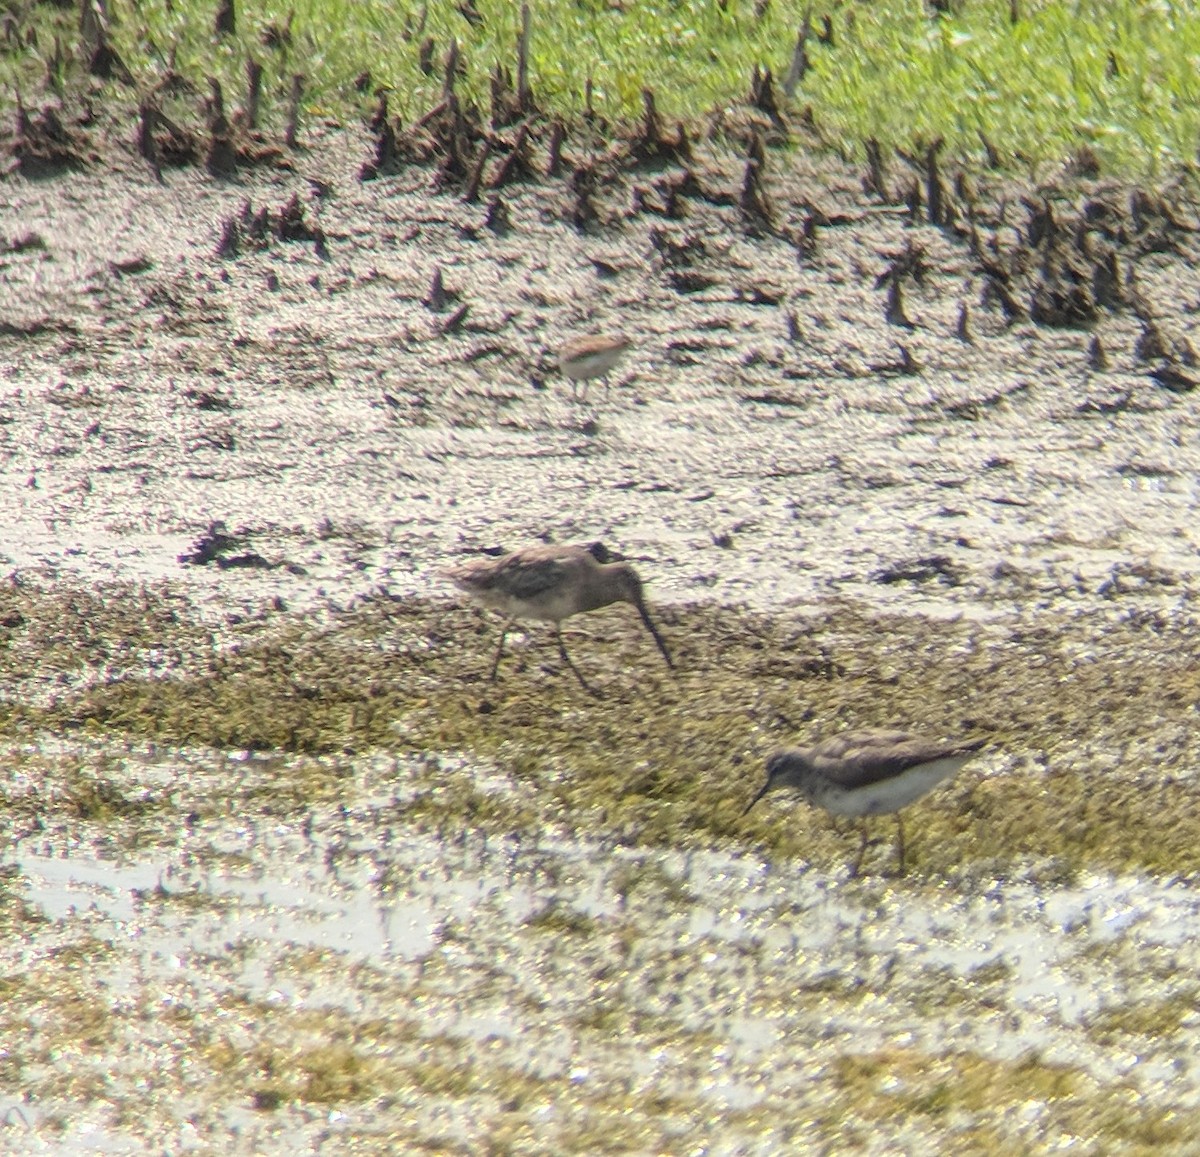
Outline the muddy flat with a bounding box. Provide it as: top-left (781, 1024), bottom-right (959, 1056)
top-left (2, 125), bottom-right (1200, 1152)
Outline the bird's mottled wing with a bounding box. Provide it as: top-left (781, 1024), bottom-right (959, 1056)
top-left (491, 551), bottom-right (571, 600)
top-left (809, 729), bottom-right (984, 790)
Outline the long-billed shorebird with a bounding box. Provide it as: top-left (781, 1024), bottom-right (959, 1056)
top-left (445, 542), bottom-right (673, 694)
top-left (557, 333), bottom-right (632, 402)
top-left (742, 728), bottom-right (986, 876)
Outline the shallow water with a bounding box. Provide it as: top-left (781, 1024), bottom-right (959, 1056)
top-left (2, 740), bottom-right (1199, 1151)
top-left (6, 131), bottom-right (1200, 1152)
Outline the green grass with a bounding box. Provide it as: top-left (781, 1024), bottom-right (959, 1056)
top-left (7, 1), bottom-right (1200, 173)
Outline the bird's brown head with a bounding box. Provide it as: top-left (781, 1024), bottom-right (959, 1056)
top-left (612, 564), bottom-right (645, 605)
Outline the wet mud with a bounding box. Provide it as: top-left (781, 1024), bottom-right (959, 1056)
top-left (4, 123), bottom-right (1200, 1150)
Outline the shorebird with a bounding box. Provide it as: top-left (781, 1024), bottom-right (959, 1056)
top-left (445, 542), bottom-right (673, 694)
top-left (557, 333), bottom-right (633, 402)
top-left (741, 728), bottom-right (986, 876)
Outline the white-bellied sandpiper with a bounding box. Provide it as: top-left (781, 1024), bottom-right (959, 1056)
top-left (557, 333), bottom-right (633, 402)
top-left (742, 728), bottom-right (986, 876)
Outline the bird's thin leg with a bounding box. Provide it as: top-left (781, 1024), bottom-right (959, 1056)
top-left (894, 814), bottom-right (906, 877)
top-left (556, 625), bottom-right (597, 696)
top-left (849, 819), bottom-right (870, 878)
top-left (488, 620), bottom-right (511, 681)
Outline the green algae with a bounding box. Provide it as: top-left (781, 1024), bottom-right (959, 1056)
top-left (207, 1034), bottom-right (388, 1107)
top-left (5, 753), bottom-right (1200, 1153)
top-left (5, 581), bottom-right (1200, 879)
top-left (0, 582), bottom-right (202, 702)
top-left (1086, 990), bottom-right (1200, 1044)
top-left (823, 1047), bottom-right (1200, 1153)
top-left (61, 764), bottom-right (160, 822)
top-left (0, 567), bottom-right (1198, 1151)
top-left (523, 904), bottom-right (600, 938)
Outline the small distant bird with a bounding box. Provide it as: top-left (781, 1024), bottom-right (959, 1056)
top-left (742, 728), bottom-right (987, 876)
top-left (557, 333), bottom-right (633, 402)
top-left (445, 542), bottom-right (673, 694)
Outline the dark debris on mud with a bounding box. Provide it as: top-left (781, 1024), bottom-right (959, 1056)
top-left (6, 0), bottom-right (1200, 392)
top-left (9, 10), bottom-right (1200, 1155)
top-left (5, 0), bottom-right (1200, 883)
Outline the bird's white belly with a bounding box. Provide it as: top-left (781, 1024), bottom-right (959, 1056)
top-left (561, 352), bottom-right (621, 379)
top-left (819, 755), bottom-right (971, 817)
top-left (484, 588), bottom-right (576, 623)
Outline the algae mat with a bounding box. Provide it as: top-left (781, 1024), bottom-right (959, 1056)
top-left (0, 582), bottom-right (1198, 1151)
top-left (5, 129), bottom-right (1200, 1151)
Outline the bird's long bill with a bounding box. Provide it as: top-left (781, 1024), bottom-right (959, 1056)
top-left (740, 779), bottom-right (771, 817)
top-left (634, 600), bottom-right (675, 669)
